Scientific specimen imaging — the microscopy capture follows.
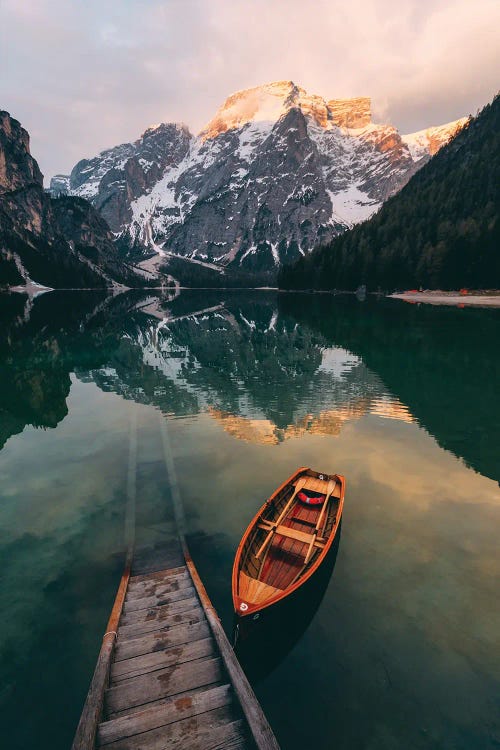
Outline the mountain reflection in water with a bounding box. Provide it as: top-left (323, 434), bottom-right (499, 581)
top-left (1, 289), bottom-right (497, 483)
top-left (0, 288), bottom-right (499, 750)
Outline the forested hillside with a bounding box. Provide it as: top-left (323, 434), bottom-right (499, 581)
top-left (279, 96), bottom-right (499, 291)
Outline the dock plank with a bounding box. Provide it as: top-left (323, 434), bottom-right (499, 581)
top-left (125, 575), bottom-right (192, 600)
top-left (119, 596), bottom-right (199, 626)
top-left (120, 596), bottom-right (198, 627)
top-left (132, 551), bottom-right (184, 576)
top-left (117, 607), bottom-right (204, 641)
top-left (97, 683), bottom-right (233, 746)
top-left (110, 638), bottom-right (215, 684)
top-left (129, 565), bottom-right (187, 585)
top-left (122, 586), bottom-right (195, 613)
top-left (105, 657), bottom-right (223, 716)
top-left (114, 621), bottom-right (211, 662)
top-left (100, 709), bottom-right (246, 750)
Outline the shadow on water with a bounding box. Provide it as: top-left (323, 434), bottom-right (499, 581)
top-left (234, 525), bottom-right (342, 683)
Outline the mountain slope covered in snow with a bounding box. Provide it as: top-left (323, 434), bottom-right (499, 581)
top-left (278, 95), bottom-right (499, 290)
top-left (53, 81), bottom-right (466, 272)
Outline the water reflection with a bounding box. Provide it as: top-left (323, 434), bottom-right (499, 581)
top-left (280, 293), bottom-right (500, 482)
top-left (2, 289), bottom-right (497, 484)
top-left (142, 294), bottom-right (414, 439)
top-left (1, 289), bottom-right (499, 750)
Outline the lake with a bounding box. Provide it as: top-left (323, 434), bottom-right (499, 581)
top-left (0, 289), bottom-right (498, 750)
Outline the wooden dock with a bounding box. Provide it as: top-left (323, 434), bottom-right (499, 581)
top-left (72, 537), bottom-right (280, 750)
top-left (71, 411), bottom-right (279, 749)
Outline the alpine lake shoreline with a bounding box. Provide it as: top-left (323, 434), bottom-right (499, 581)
top-left (6, 285), bottom-right (500, 309)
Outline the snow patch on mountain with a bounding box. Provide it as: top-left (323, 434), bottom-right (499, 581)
top-left (327, 186), bottom-right (378, 227)
top-left (402, 118), bottom-right (468, 161)
top-left (54, 82), bottom-right (467, 271)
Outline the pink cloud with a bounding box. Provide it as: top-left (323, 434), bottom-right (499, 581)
top-left (0, 0), bottom-right (498, 178)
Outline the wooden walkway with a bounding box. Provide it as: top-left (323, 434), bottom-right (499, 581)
top-left (71, 411), bottom-right (279, 750)
top-left (72, 539), bottom-right (280, 750)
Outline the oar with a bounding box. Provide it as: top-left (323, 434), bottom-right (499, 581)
top-left (256, 476), bottom-right (307, 559)
top-left (303, 479), bottom-right (336, 565)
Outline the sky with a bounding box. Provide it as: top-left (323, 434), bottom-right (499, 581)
top-left (1, 0), bottom-right (499, 180)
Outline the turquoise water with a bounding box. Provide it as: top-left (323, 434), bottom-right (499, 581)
top-left (0, 290), bottom-right (498, 749)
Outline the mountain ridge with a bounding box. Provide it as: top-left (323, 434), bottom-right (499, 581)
top-left (0, 110), bottom-right (152, 290)
top-left (278, 94), bottom-right (499, 291)
top-left (51, 81), bottom-right (466, 272)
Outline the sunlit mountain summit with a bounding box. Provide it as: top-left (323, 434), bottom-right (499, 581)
top-left (53, 81), bottom-right (466, 272)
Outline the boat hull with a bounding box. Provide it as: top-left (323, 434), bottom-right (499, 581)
top-left (233, 522), bottom-right (342, 648)
top-left (232, 467), bottom-right (345, 626)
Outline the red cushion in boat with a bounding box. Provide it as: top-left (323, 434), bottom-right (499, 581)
top-left (297, 490), bottom-right (326, 505)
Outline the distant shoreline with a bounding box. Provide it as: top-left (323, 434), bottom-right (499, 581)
top-left (390, 292), bottom-right (500, 308)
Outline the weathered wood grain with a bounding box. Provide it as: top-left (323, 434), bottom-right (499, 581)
top-left (105, 657), bottom-right (223, 716)
top-left (132, 552), bottom-right (184, 572)
top-left (120, 596), bottom-right (199, 627)
top-left (122, 586), bottom-right (195, 614)
top-left (117, 606), bottom-right (204, 641)
top-left (126, 574), bottom-right (191, 600)
top-left (100, 709), bottom-right (246, 750)
top-left (114, 621), bottom-right (211, 662)
top-left (129, 565), bottom-right (187, 585)
top-left (110, 637), bottom-right (215, 684)
top-left (97, 683), bottom-right (233, 745)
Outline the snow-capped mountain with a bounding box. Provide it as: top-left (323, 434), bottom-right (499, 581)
top-left (401, 120), bottom-right (469, 161)
top-left (52, 81), bottom-right (466, 271)
top-left (65, 123), bottom-right (191, 235)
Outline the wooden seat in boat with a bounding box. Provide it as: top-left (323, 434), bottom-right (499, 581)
top-left (301, 475), bottom-right (341, 497)
top-left (257, 521), bottom-right (326, 548)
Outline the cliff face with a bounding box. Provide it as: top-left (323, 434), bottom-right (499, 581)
top-left (0, 110), bottom-right (149, 289)
top-left (279, 95), bottom-right (498, 292)
top-left (328, 97), bottom-right (372, 129)
top-left (52, 81), bottom-right (466, 273)
top-left (68, 123), bottom-right (192, 233)
top-left (0, 111), bottom-right (43, 194)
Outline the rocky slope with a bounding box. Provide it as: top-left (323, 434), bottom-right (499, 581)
top-left (0, 110), bottom-right (150, 290)
top-left (279, 94), bottom-right (499, 291)
top-left (54, 81), bottom-right (466, 272)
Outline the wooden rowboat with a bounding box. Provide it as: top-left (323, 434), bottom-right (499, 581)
top-left (232, 467), bottom-right (345, 622)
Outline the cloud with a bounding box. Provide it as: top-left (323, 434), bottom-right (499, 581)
top-left (0, 0), bottom-right (498, 178)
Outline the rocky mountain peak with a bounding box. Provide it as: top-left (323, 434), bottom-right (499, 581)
top-left (200, 81), bottom-right (299, 139)
top-left (328, 97), bottom-right (372, 129)
top-left (53, 83), bottom-right (467, 274)
top-left (200, 82), bottom-right (374, 139)
top-left (1, 110), bottom-right (151, 289)
top-left (0, 111), bottom-right (43, 194)
top-left (142, 122), bottom-right (191, 139)
top-left (56, 120), bottom-right (192, 232)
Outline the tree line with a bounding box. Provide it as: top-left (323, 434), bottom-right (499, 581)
top-left (279, 95), bottom-right (499, 291)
